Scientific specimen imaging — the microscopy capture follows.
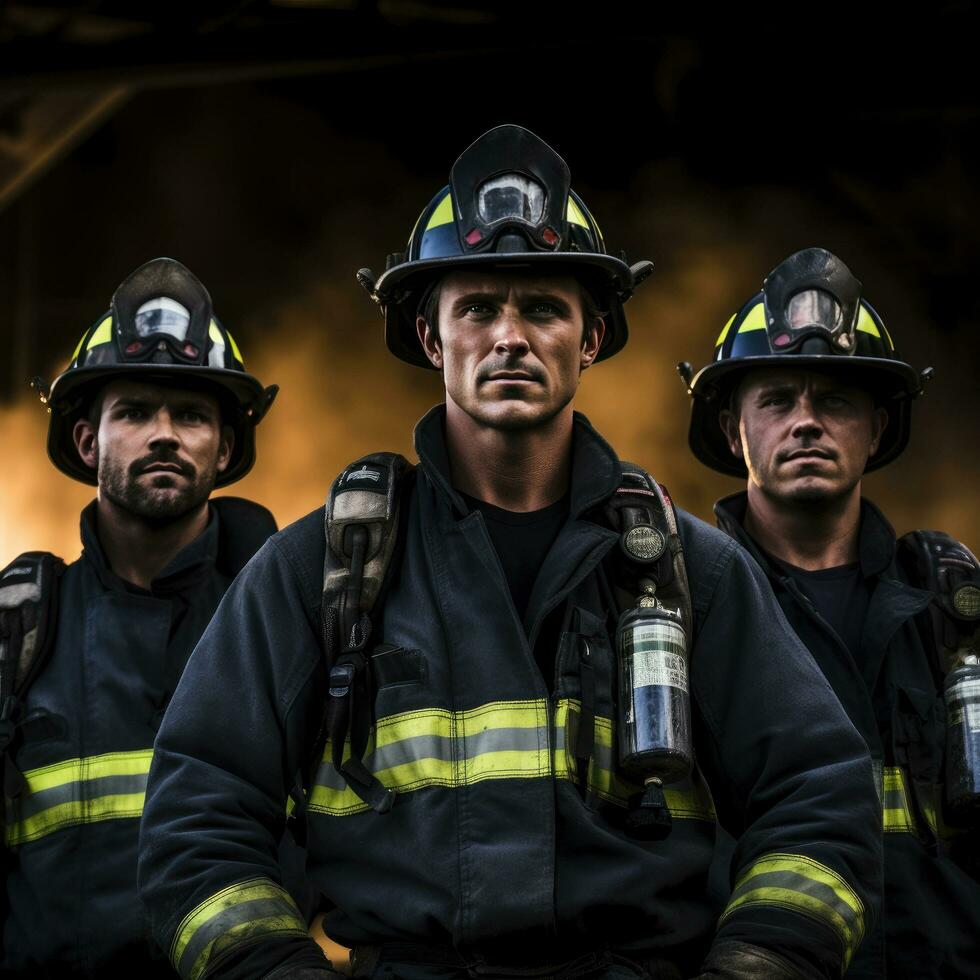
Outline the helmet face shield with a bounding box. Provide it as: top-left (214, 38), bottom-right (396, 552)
top-left (476, 173), bottom-right (546, 227)
top-left (449, 125), bottom-right (571, 253)
top-left (770, 287), bottom-right (856, 352)
top-left (763, 247), bottom-right (861, 355)
top-left (124, 296), bottom-right (206, 363)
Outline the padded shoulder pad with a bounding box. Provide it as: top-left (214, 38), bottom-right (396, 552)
top-left (608, 462), bottom-right (693, 638)
top-left (210, 496), bottom-right (279, 577)
top-left (0, 552), bottom-right (65, 697)
top-left (899, 530), bottom-right (980, 625)
top-left (323, 453), bottom-right (414, 618)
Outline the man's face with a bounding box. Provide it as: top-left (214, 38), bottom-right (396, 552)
top-left (720, 368), bottom-right (888, 505)
top-left (416, 270), bottom-right (604, 431)
top-left (73, 379), bottom-right (233, 522)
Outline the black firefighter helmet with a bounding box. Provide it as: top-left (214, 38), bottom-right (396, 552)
top-left (357, 124), bottom-right (654, 369)
top-left (36, 257), bottom-right (278, 487)
top-left (680, 247), bottom-right (931, 477)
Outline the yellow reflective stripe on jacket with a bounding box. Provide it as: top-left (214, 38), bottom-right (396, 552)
top-left (554, 699), bottom-right (715, 820)
top-left (883, 766), bottom-right (917, 833)
top-left (721, 852), bottom-right (866, 969)
top-left (309, 698), bottom-right (713, 821)
top-left (5, 749), bottom-right (153, 846)
top-left (170, 877), bottom-right (307, 980)
top-left (309, 700), bottom-right (550, 815)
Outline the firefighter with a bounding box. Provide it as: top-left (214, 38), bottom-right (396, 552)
top-left (138, 128), bottom-right (882, 980)
top-left (682, 246), bottom-right (980, 977)
top-left (0, 258), bottom-right (284, 977)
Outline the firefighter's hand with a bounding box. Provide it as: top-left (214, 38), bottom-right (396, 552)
top-left (691, 941), bottom-right (810, 980)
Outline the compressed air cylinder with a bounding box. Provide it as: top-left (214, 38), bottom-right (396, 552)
top-left (944, 661), bottom-right (980, 821)
top-left (616, 600), bottom-right (693, 782)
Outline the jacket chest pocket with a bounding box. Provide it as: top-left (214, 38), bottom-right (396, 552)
top-left (370, 643), bottom-right (427, 720)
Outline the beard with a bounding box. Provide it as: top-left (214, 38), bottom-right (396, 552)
top-left (99, 449), bottom-right (216, 524)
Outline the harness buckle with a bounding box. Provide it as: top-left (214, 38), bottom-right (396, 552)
top-left (329, 663), bottom-right (355, 698)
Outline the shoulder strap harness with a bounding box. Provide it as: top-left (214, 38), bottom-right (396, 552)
top-left (0, 552), bottom-right (65, 805)
top-left (605, 462), bottom-right (693, 630)
top-left (317, 453), bottom-right (414, 815)
top-left (315, 455), bottom-right (693, 819)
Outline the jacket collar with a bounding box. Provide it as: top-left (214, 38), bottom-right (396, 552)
top-left (412, 403), bottom-right (622, 521)
top-left (714, 490), bottom-right (899, 581)
top-left (80, 499), bottom-right (221, 595)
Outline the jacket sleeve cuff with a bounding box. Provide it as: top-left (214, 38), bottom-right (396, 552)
top-left (169, 876), bottom-right (319, 980)
top-left (715, 852), bottom-right (867, 977)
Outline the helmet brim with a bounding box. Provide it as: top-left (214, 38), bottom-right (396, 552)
top-left (687, 354), bottom-right (921, 478)
top-left (45, 364), bottom-right (275, 487)
top-left (375, 251), bottom-right (634, 369)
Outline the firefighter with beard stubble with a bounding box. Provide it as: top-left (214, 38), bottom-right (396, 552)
top-left (138, 128), bottom-right (881, 980)
top-left (681, 247), bottom-right (980, 977)
top-left (0, 258), bottom-right (294, 977)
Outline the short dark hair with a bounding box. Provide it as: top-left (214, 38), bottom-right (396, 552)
top-left (417, 274), bottom-right (606, 347)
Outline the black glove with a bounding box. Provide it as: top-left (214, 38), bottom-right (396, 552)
top-left (691, 941), bottom-right (810, 980)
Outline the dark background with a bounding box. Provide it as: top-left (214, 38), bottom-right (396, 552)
top-left (1, 2), bottom-right (977, 559)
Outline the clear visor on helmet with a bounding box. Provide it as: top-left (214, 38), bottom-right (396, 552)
top-left (786, 289), bottom-right (842, 333)
top-left (770, 288), bottom-right (856, 351)
top-left (134, 297), bottom-right (191, 341)
top-left (477, 173), bottom-right (545, 225)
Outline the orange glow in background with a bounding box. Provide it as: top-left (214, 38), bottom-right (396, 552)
top-left (4, 244), bottom-right (975, 563)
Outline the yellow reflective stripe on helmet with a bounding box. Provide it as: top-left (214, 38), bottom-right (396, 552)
top-left (170, 877), bottom-right (307, 980)
top-left (883, 766), bottom-right (916, 833)
top-left (715, 313), bottom-right (737, 348)
top-left (309, 700), bottom-right (550, 816)
top-left (84, 315), bottom-right (113, 352)
top-left (424, 191), bottom-right (455, 232)
top-left (5, 749), bottom-right (153, 846)
top-left (71, 330), bottom-right (89, 363)
top-left (555, 699), bottom-right (714, 820)
top-left (566, 197), bottom-right (590, 229)
top-left (856, 306), bottom-right (880, 339)
top-left (215, 322), bottom-right (245, 365)
top-left (736, 301), bottom-right (767, 334)
top-left (721, 853), bottom-right (865, 969)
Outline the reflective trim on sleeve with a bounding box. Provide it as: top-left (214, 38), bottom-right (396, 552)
top-left (882, 766), bottom-right (917, 833)
top-left (170, 877), bottom-right (308, 980)
top-left (308, 700), bottom-right (550, 816)
top-left (5, 749), bottom-right (153, 846)
top-left (720, 852), bottom-right (866, 969)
